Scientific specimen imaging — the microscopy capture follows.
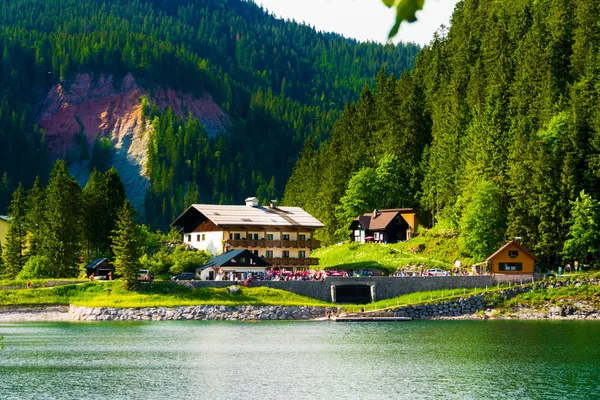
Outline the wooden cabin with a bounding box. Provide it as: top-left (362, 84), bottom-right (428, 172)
top-left (84, 258), bottom-right (114, 278)
top-left (486, 240), bottom-right (537, 275)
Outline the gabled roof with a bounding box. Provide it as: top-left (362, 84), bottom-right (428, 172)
top-left (353, 209), bottom-right (415, 231)
top-left (486, 240), bottom-right (538, 262)
top-left (197, 249), bottom-right (270, 270)
top-left (84, 258), bottom-right (111, 270)
top-left (172, 204), bottom-right (324, 229)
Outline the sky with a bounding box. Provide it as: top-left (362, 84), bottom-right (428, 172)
top-left (254, 0), bottom-right (461, 46)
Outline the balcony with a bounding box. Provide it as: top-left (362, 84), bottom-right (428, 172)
top-left (226, 239), bottom-right (321, 250)
top-left (264, 257), bottom-right (320, 266)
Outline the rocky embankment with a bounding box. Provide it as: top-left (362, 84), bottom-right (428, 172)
top-left (69, 305), bottom-right (326, 321)
top-left (383, 277), bottom-right (600, 320)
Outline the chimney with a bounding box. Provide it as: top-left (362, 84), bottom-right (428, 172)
top-left (269, 199), bottom-right (278, 209)
top-left (373, 209), bottom-right (378, 218)
top-left (245, 197), bottom-right (259, 207)
top-left (514, 237), bottom-right (522, 244)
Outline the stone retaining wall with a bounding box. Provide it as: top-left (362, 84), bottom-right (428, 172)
top-left (69, 304), bottom-right (327, 321)
top-left (184, 275), bottom-right (542, 303)
top-left (380, 277), bottom-right (600, 320)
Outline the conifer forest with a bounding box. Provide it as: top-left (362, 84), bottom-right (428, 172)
top-left (1, 0), bottom-right (600, 274)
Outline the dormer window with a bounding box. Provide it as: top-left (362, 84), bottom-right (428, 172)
top-left (508, 250), bottom-right (519, 258)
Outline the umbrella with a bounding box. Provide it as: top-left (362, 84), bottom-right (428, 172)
top-left (365, 236), bottom-right (374, 241)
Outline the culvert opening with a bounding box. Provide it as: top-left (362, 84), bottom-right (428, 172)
top-left (335, 285), bottom-right (372, 304)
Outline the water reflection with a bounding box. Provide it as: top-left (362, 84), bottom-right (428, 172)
top-left (1, 321), bottom-right (600, 399)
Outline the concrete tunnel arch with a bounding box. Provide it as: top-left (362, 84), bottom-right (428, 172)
top-left (331, 284), bottom-right (376, 304)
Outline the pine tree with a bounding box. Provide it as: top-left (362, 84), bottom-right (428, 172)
top-left (82, 170), bottom-right (105, 260)
top-left (25, 176), bottom-right (46, 256)
top-left (41, 160), bottom-right (82, 277)
top-left (2, 184), bottom-right (27, 278)
top-left (111, 201), bottom-right (140, 289)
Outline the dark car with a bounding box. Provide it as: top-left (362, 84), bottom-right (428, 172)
top-left (171, 272), bottom-right (196, 281)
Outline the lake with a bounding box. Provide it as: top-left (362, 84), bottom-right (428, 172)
top-left (1, 320), bottom-right (599, 399)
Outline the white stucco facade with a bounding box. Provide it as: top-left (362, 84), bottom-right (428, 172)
top-left (184, 231), bottom-right (224, 255)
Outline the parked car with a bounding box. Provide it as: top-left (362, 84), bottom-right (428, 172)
top-left (137, 269), bottom-right (154, 282)
top-left (427, 269), bottom-right (445, 276)
top-left (171, 272), bottom-right (196, 281)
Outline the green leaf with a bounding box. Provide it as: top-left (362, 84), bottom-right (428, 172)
top-left (384, 0), bottom-right (426, 39)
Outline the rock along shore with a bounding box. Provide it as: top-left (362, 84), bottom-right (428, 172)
top-left (383, 277), bottom-right (600, 320)
top-left (2, 278), bottom-right (599, 322)
top-left (69, 305), bottom-right (327, 321)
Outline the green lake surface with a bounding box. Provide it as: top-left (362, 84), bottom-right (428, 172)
top-left (1, 320), bottom-right (599, 399)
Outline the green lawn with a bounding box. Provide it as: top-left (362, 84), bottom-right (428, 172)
top-left (0, 281), bottom-right (333, 308)
top-left (0, 278), bottom-right (84, 288)
top-left (312, 239), bottom-right (462, 274)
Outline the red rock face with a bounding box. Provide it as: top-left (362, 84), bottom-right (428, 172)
top-left (37, 72), bottom-right (229, 157)
top-left (36, 72), bottom-right (230, 209)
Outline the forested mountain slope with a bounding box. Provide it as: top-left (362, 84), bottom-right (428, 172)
top-left (0, 0), bottom-right (420, 226)
top-left (284, 0), bottom-right (600, 266)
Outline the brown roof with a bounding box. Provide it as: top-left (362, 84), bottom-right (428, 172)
top-left (353, 209), bottom-right (416, 231)
top-left (485, 240), bottom-right (538, 262)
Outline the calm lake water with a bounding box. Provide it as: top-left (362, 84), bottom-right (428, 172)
top-left (1, 320), bottom-right (599, 399)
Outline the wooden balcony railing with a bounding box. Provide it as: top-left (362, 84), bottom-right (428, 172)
top-left (264, 257), bottom-right (320, 266)
top-left (226, 239), bottom-right (321, 250)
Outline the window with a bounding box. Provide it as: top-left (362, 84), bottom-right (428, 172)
top-left (252, 233), bottom-right (259, 240)
top-left (282, 234), bottom-right (290, 240)
top-left (187, 235), bottom-right (191, 242)
top-left (282, 251), bottom-right (290, 258)
top-left (233, 233), bottom-right (241, 240)
top-left (508, 250), bottom-right (519, 258)
top-left (265, 250), bottom-right (273, 258)
top-left (202, 234), bottom-right (206, 241)
top-left (197, 234), bottom-right (200, 242)
top-left (299, 234), bottom-right (306, 241)
top-left (298, 251), bottom-right (306, 258)
top-left (266, 234), bottom-right (274, 240)
top-left (499, 262), bottom-right (523, 271)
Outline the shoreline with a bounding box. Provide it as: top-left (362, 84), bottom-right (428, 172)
top-left (1, 303), bottom-right (600, 323)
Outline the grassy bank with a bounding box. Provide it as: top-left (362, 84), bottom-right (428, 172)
top-left (313, 240), bottom-right (463, 274)
top-left (500, 282), bottom-right (600, 309)
top-left (0, 281), bottom-right (333, 308)
top-left (0, 278), bottom-right (83, 288)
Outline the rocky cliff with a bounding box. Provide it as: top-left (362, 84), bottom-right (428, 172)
top-left (36, 72), bottom-right (230, 209)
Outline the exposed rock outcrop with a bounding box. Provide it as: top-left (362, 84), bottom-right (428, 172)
top-left (36, 72), bottom-right (230, 209)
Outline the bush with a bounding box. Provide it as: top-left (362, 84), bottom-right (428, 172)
top-left (168, 247), bottom-right (210, 275)
top-left (17, 256), bottom-right (54, 279)
top-left (348, 242), bottom-right (360, 251)
top-left (139, 249), bottom-right (173, 276)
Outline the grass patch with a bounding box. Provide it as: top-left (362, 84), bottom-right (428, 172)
top-left (0, 281), bottom-right (333, 308)
top-left (0, 278), bottom-right (82, 288)
top-left (341, 286), bottom-right (489, 312)
top-left (313, 241), bottom-right (457, 274)
top-left (501, 284), bottom-right (600, 309)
